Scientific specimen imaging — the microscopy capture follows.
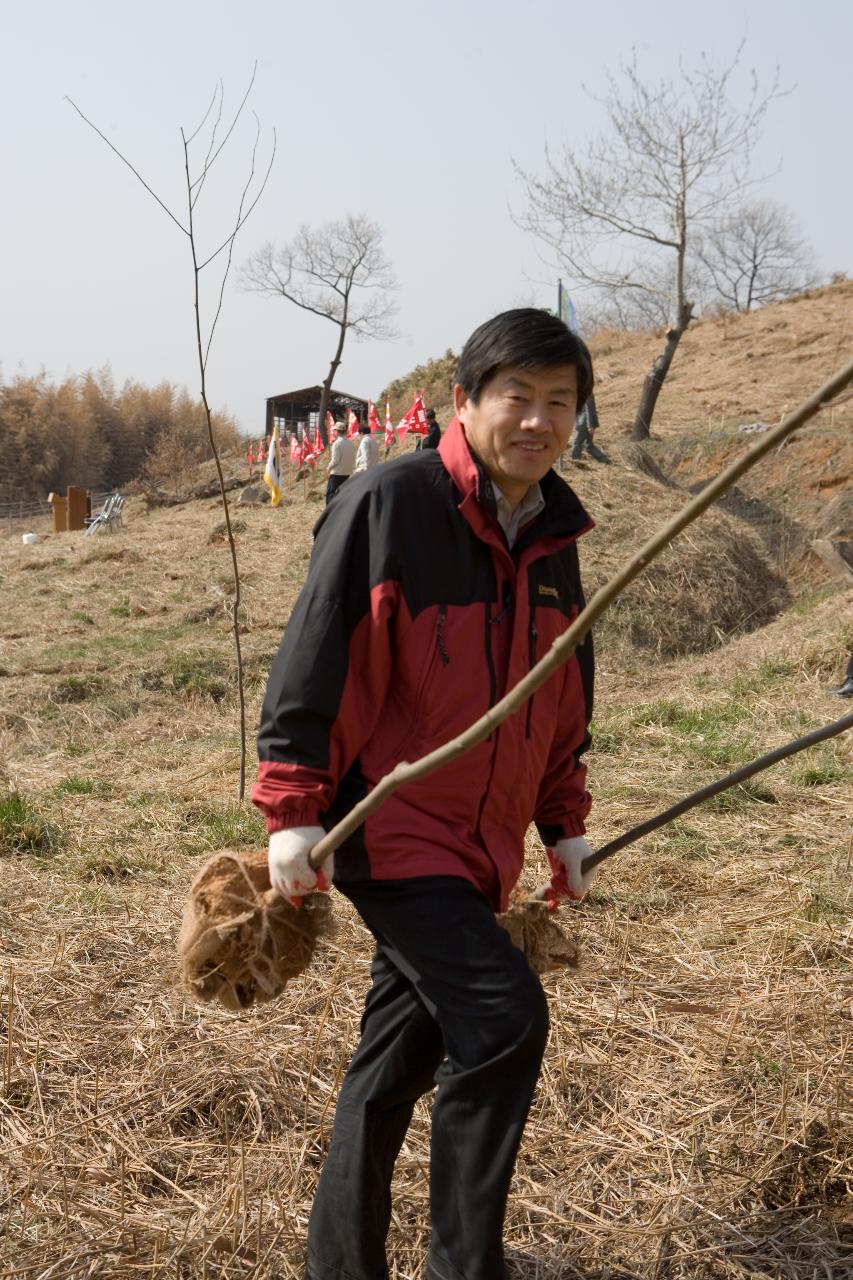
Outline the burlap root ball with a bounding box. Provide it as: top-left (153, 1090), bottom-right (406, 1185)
top-left (179, 850), bottom-right (579, 1012)
top-left (498, 897), bottom-right (581, 973)
top-left (178, 848), bottom-right (332, 1011)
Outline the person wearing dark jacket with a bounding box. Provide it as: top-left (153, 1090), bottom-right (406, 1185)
top-left (570, 401), bottom-right (610, 463)
top-left (416, 406), bottom-right (442, 450)
top-left (252, 308), bottom-right (598, 1280)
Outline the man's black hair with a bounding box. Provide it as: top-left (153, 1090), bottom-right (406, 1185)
top-left (456, 308), bottom-right (593, 407)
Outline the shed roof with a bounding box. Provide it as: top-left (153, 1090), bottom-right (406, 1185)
top-left (265, 386), bottom-right (370, 436)
top-left (266, 385), bottom-right (368, 405)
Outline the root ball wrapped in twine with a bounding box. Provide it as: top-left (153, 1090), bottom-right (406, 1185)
top-left (178, 849), bottom-right (333, 1011)
top-left (179, 849), bottom-right (579, 1011)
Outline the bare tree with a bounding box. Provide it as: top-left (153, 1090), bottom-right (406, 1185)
top-left (515, 48), bottom-right (782, 438)
top-left (693, 200), bottom-right (818, 313)
top-left (241, 215), bottom-right (397, 441)
top-left (69, 74), bottom-right (275, 799)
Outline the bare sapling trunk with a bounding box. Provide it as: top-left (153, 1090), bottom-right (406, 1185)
top-left (183, 143), bottom-right (248, 798)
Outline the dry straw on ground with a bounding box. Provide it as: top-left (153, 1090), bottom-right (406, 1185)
top-left (1, 293), bottom-right (851, 1278)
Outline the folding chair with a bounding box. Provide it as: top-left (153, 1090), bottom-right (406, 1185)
top-left (84, 493), bottom-right (122, 536)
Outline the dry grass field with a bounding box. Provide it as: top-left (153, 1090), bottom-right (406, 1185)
top-left (1, 351), bottom-right (852, 1277)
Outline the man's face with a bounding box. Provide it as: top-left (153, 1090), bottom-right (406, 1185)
top-left (454, 365), bottom-right (578, 504)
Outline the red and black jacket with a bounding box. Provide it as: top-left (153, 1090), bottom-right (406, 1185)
top-left (252, 419), bottom-right (595, 912)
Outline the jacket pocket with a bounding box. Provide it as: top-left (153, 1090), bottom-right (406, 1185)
top-left (381, 604), bottom-right (449, 765)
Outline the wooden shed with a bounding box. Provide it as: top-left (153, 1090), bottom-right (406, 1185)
top-left (265, 386), bottom-right (369, 437)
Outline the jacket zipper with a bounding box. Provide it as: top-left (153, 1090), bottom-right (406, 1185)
top-left (436, 603), bottom-right (450, 667)
top-left (525, 612), bottom-right (538, 738)
top-left (484, 581), bottom-right (512, 716)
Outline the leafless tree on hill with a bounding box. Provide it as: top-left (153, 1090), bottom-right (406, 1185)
top-left (694, 200), bottom-right (818, 314)
top-left (514, 47), bottom-right (784, 438)
top-left (241, 215), bottom-right (397, 442)
top-left (68, 70), bottom-right (275, 799)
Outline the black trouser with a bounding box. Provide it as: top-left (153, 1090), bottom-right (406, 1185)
top-left (326, 474), bottom-right (349, 504)
top-left (306, 877), bottom-right (550, 1280)
top-left (570, 425), bottom-right (610, 463)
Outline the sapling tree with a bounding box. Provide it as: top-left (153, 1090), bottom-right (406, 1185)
top-left (68, 70), bottom-right (275, 798)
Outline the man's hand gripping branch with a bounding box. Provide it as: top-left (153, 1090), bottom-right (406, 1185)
top-left (544, 835), bottom-right (598, 907)
top-left (268, 826), bottom-right (333, 907)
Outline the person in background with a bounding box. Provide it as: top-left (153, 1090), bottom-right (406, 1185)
top-left (355, 420), bottom-right (380, 472)
top-left (416, 407), bottom-right (442, 450)
top-left (570, 401), bottom-right (610, 463)
top-left (326, 421), bottom-right (356, 504)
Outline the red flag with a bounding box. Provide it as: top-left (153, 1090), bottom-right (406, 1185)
top-left (384, 401), bottom-right (397, 450)
top-left (312, 420), bottom-right (325, 456)
top-left (289, 433), bottom-right (303, 467)
top-left (257, 438), bottom-right (266, 462)
top-left (326, 410), bottom-right (335, 438)
top-left (413, 393), bottom-right (428, 435)
top-left (347, 409), bottom-right (360, 438)
top-left (368, 401), bottom-right (382, 434)
top-left (400, 393), bottom-right (428, 437)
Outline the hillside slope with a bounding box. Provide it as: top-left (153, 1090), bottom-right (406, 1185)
top-left (589, 279), bottom-right (853, 437)
top-left (588, 282), bottom-right (852, 558)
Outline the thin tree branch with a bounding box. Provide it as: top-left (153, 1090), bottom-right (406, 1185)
top-left (818, 389), bottom-right (853, 411)
top-left (574, 711), bottom-right (853, 878)
top-left (65, 96), bottom-right (189, 237)
top-left (203, 113), bottom-right (265, 369)
top-left (184, 82), bottom-right (220, 147)
top-left (190, 63), bottom-right (257, 195)
top-left (190, 80), bottom-right (224, 207)
top-left (195, 133), bottom-right (276, 273)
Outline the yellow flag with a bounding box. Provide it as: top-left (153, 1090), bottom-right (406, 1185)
top-left (263, 424), bottom-right (283, 507)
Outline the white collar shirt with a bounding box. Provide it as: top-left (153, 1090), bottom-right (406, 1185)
top-left (491, 482), bottom-right (545, 549)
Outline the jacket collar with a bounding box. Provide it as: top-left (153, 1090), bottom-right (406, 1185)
top-left (437, 417), bottom-right (594, 549)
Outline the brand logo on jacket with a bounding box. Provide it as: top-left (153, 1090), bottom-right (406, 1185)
top-left (538, 585), bottom-right (560, 600)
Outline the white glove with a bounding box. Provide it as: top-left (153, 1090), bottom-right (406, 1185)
top-left (546, 836), bottom-right (598, 903)
top-left (268, 826), bottom-right (333, 906)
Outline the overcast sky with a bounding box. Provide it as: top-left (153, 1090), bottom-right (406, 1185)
top-left (2, 0), bottom-right (850, 435)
